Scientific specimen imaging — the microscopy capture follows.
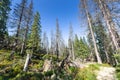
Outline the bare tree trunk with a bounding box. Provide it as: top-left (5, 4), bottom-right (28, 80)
top-left (21, 42), bottom-right (25, 55)
top-left (104, 49), bottom-right (110, 63)
top-left (82, 0), bottom-right (102, 64)
top-left (56, 19), bottom-right (60, 59)
top-left (21, 1), bottom-right (33, 55)
top-left (97, 0), bottom-right (119, 50)
top-left (15, 2), bottom-right (26, 47)
top-left (87, 13), bottom-right (102, 64)
top-left (72, 41), bottom-right (75, 60)
top-left (43, 60), bottom-right (51, 72)
top-left (68, 39), bottom-right (72, 60)
top-left (23, 54), bottom-right (30, 72)
top-left (56, 43), bottom-right (59, 59)
top-left (11, 0), bottom-right (26, 57)
top-left (68, 23), bottom-right (75, 60)
top-left (20, 25), bottom-right (29, 55)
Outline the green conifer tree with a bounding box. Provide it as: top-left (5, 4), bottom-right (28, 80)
top-left (27, 12), bottom-right (41, 55)
top-left (0, 0), bottom-right (11, 47)
top-left (74, 35), bottom-right (89, 60)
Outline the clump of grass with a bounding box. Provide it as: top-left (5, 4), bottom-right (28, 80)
top-left (101, 64), bottom-right (110, 67)
top-left (89, 64), bottom-right (100, 71)
top-left (74, 63), bottom-right (110, 80)
top-left (116, 63), bottom-right (120, 80)
top-left (75, 68), bottom-right (96, 80)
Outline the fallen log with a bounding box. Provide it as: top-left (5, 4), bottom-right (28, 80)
top-left (23, 54), bottom-right (31, 72)
top-left (43, 59), bottom-right (52, 72)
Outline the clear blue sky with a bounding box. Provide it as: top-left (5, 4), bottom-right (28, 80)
top-left (10, 0), bottom-right (87, 43)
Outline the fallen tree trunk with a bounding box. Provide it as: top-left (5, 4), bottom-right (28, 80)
top-left (58, 53), bottom-right (69, 70)
top-left (43, 59), bottom-right (52, 72)
top-left (23, 54), bottom-right (31, 72)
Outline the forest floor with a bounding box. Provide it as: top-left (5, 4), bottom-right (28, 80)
top-left (0, 50), bottom-right (118, 80)
top-left (72, 60), bottom-right (117, 80)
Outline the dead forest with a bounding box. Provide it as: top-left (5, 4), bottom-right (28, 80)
top-left (0, 0), bottom-right (120, 80)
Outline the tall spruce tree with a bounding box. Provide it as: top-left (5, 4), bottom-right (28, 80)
top-left (27, 12), bottom-right (41, 55)
top-left (74, 35), bottom-right (89, 61)
top-left (0, 0), bottom-right (11, 48)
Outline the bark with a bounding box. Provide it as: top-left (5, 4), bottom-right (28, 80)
top-left (50, 31), bottom-right (55, 55)
top-left (23, 54), bottom-right (30, 72)
top-left (104, 49), bottom-right (110, 63)
top-left (68, 39), bottom-right (72, 60)
top-left (15, 0), bottom-right (26, 46)
top-left (20, 1), bottom-right (33, 55)
top-left (20, 18), bottom-right (29, 55)
top-left (72, 41), bottom-right (75, 60)
top-left (97, 0), bottom-right (119, 50)
top-left (56, 43), bottom-right (59, 60)
top-left (68, 39), bottom-right (75, 60)
top-left (82, 0), bottom-right (102, 64)
top-left (56, 19), bottom-right (60, 59)
top-left (69, 23), bottom-right (75, 60)
top-left (10, 0), bottom-right (26, 56)
top-left (58, 53), bottom-right (69, 72)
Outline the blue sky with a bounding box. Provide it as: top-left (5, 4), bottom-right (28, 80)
top-left (10, 0), bottom-right (87, 43)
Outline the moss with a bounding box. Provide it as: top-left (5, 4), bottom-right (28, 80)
top-left (12, 72), bottom-right (44, 80)
top-left (0, 50), bottom-right (11, 54)
top-left (30, 60), bottom-right (44, 70)
top-left (0, 76), bottom-right (3, 80)
top-left (0, 60), bottom-right (12, 69)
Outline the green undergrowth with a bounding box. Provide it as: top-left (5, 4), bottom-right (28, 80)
top-left (0, 50), bottom-right (113, 80)
top-left (116, 63), bottom-right (120, 80)
top-left (75, 63), bottom-right (111, 80)
top-left (75, 64), bottom-right (99, 80)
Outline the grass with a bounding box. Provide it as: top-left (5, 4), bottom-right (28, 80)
top-left (0, 49), bottom-right (114, 80)
top-left (75, 68), bottom-right (96, 80)
top-left (116, 63), bottom-right (120, 80)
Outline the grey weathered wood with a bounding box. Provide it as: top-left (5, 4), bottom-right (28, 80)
top-left (23, 54), bottom-right (30, 71)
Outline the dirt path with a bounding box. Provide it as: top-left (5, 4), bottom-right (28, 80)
top-left (96, 67), bottom-right (116, 80)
